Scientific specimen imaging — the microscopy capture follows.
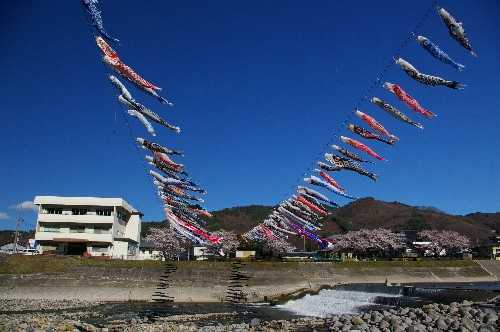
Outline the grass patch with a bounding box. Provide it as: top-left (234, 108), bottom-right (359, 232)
top-left (0, 255), bottom-right (478, 274)
top-left (328, 260), bottom-right (476, 268)
top-left (0, 255), bottom-right (80, 274)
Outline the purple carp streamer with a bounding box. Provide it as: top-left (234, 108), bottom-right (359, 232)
top-left (81, 0), bottom-right (120, 44)
top-left (127, 109), bottom-right (156, 136)
top-left (438, 7), bottom-right (477, 57)
top-left (371, 97), bottom-right (424, 130)
top-left (395, 57), bottom-right (464, 89)
top-left (416, 36), bottom-right (465, 71)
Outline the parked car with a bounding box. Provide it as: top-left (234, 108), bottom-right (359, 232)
top-left (21, 248), bottom-right (40, 256)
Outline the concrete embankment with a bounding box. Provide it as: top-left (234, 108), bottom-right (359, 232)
top-left (0, 260), bottom-right (498, 302)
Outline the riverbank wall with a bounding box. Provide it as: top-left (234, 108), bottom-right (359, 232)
top-left (1, 260), bottom-right (498, 302)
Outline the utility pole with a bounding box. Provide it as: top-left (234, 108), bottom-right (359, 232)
top-left (13, 216), bottom-right (24, 254)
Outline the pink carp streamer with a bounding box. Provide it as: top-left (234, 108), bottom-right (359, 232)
top-left (340, 136), bottom-right (385, 161)
top-left (384, 82), bottom-right (436, 118)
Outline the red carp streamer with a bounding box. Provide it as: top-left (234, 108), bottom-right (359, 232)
top-left (96, 36), bottom-right (172, 105)
top-left (340, 136), bottom-right (385, 161)
top-left (296, 195), bottom-right (328, 217)
top-left (384, 82), bottom-right (436, 118)
top-left (318, 170), bottom-right (345, 191)
top-left (355, 110), bottom-right (398, 141)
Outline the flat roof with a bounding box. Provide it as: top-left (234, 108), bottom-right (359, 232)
top-left (34, 196), bottom-right (141, 215)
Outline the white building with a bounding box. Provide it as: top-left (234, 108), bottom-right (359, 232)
top-left (34, 196), bottom-right (142, 259)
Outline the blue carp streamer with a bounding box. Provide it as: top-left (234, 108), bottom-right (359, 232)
top-left (81, 0), bottom-right (120, 44)
top-left (417, 36), bottom-right (465, 71)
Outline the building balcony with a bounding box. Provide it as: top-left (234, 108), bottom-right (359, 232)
top-left (37, 213), bottom-right (116, 224)
top-left (35, 231), bottom-right (113, 243)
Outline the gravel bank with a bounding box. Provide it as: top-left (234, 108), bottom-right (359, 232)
top-left (0, 299), bottom-right (498, 331)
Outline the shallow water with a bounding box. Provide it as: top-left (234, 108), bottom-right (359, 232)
top-left (276, 282), bottom-right (500, 318)
top-left (277, 289), bottom-right (399, 317)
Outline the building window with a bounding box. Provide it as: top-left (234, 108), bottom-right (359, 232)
top-left (72, 208), bottom-right (87, 215)
top-left (69, 225), bottom-right (85, 233)
top-left (117, 211), bottom-right (128, 221)
top-left (93, 225), bottom-right (111, 234)
top-left (96, 209), bottom-right (112, 216)
top-left (128, 243), bottom-right (138, 255)
top-left (92, 245), bottom-right (109, 253)
top-left (41, 225), bottom-right (59, 233)
top-left (47, 208), bottom-right (62, 215)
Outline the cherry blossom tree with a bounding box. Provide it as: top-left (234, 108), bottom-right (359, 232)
top-left (330, 228), bottom-right (404, 257)
top-left (145, 226), bottom-right (185, 260)
top-left (212, 230), bottom-right (240, 256)
top-left (262, 237), bottom-right (295, 256)
top-left (417, 230), bottom-right (470, 256)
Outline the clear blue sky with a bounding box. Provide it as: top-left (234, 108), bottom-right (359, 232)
top-left (1, 0), bottom-right (499, 230)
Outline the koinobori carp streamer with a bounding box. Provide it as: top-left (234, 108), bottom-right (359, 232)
top-left (383, 82), bottom-right (436, 118)
top-left (127, 109), bottom-right (156, 136)
top-left (325, 153), bottom-right (378, 181)
top-left (305, 176), bottom-right (357, 200)
top-left (340, 136), bottom-right (385, 161)
top-left (355, 110), bottom-right (398, 141)
top-left (110, 76), bottom-right (180, 133)
top-left (437, 7), bottom-right (476, 57)
top-left (297, 186), bottom-right (338, 207)
top-left (371, 97), bottom-right (424, 130)
top-left (416, 36), bottom-right (465, 71)
top-left (331, 144), bottom-right (374, 164)
top-left (137, 138), bottom-right (183, 156)
top-left (81, 0), bottom-right (120, 44)
top-left (395, 57), bottom-right (464, 89)
top-left (96, 37), bottom-right (173, 105)
top-left (347, 123), bottom-right (396, 145)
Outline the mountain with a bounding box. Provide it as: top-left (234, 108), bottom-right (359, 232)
top-left (3, 199), bottom-right (497, 249)
top-left (325, 198), bottom-right (497, 243)
top-left (140, 198), bottom-right (498, 248)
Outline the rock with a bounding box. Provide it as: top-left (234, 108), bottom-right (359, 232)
top-left (461, 300), bottom-right (474, 306)
top-left (436, 318), bottom-right (448, 330)
top-left (74, 322), bottom-right (98, 332)
top-left (399, 308), bottom-right (410, 315)
top-left (462, 317), bottom-right (476, 331)
top-left (249, 318), bottom-right (261, 327)
top-left (369, 327), bottom-right (381, 332)
top-left (351, 316), bottom-right (364, 325)
top-left (483, 312), bottom-right (498, 324)
top-left (389, 317), bottom-right (400, 327)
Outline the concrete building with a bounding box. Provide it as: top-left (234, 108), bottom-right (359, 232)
top-left (34, 196), bottom-right (142, 259)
